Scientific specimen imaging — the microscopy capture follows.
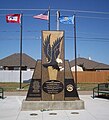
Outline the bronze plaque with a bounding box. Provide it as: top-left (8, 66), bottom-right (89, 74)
top-left (43, 80), bottom-right (63, 94)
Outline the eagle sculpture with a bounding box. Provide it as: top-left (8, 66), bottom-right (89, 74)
top-left (43, 34), bottom-right (63, 70)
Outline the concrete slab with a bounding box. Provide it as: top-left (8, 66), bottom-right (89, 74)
top-left (0, 94), bottom-right (109, 120)
top-left (21, 99), bottom-right (84, 110)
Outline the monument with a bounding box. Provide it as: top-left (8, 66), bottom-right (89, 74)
top-left (22, 31), bottom-right (84, 110)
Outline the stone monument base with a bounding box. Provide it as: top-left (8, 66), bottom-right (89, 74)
top-left (21, 100), bottom-right (84, 111)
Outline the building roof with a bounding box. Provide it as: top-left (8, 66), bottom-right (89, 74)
top-left (70, 57), bottom-right (109, 70)
top-left (1, 54), bottom-right (109, 70)
top-left (0, 53), bottom-right (36, 68)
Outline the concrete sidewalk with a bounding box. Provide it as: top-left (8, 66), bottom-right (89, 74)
top-left (0, 94), bottom-right (109, 120)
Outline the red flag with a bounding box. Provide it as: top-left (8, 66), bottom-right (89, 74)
top-left (33, 11), bottom-right (48, 20)
top-left (6, 14), bottom-right (21, 23)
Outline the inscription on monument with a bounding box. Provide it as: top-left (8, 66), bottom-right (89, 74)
top-left (43, 80), bottom-right (63, 94)
top-left (65, 79), bottom-right (78, 97)
top-left (32, 80), bottom-right (40, 93)
top-left (28, 79), bottom-right (41, 98)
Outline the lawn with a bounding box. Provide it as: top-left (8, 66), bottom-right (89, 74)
top-left (77, 83), bottom-right (98, 91)
top-left (0, 82), bottom-right (29, 91)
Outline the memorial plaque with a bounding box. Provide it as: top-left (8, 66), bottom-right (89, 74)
top-left (65, 79), bottom-right (76, 97)
top-left (26, 79), bottom-right (41, 100)
top-left (43, 80), bottom-right (63, 94)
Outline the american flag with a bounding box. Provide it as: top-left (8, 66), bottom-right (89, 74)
top-left (33, 11), bottom-right (48, 20)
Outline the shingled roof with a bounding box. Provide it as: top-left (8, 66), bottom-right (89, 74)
top-left (70, 57), bottom-right (109, 70)
top-left (0, 53), bottom-right (36, 68)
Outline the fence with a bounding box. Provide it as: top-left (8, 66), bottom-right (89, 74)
top-left (0, 70), bottom-right (109, 83)
top-left (72, 71), bottom-right (109, 83)
top-left (0, 70), bottom-right (33, 82)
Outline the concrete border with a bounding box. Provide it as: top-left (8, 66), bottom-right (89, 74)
top-left (21, 99), bottom-right (84, 111)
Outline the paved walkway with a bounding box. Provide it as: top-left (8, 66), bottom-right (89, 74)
top-left (0, 93), bottom-right (109, 120)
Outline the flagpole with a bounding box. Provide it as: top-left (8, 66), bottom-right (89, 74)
top-left (73, 14), bottom-right (77, 88)
top-left (48, 7), bottom-right (50, 30)
top-left (19, 13), bottom-right (23, 89)
top-left (57, 11), bottom-right (60, 30)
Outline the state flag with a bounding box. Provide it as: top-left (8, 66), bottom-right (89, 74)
top-left (59, 16), bottom-right (74, 24)
top-left (6, 14), bottom-right (21, 23)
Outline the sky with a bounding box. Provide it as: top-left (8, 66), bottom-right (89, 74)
top-left (0, 0), bottom-right (109, 64)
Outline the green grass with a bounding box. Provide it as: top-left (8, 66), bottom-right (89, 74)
top-left (0, 82), bottom-right (99, 92)
top-left (0, 82), bottom-right (29, 92)
top-left (77, 83), bottom-right (98, 91)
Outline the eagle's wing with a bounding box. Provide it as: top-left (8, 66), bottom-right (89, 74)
top-left (52, 36), bottom-right (63, 60)
top-left (43, 34), bottom-right (51, 62)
